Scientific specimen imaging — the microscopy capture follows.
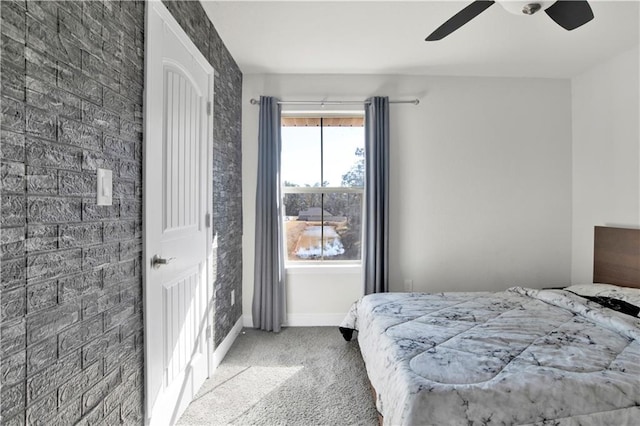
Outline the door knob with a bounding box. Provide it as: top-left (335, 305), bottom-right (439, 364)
top-left (152, 255), bottom-right (175, 269)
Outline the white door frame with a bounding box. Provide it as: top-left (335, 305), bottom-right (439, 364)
top-left (143, 1), bottom-right (214, 423)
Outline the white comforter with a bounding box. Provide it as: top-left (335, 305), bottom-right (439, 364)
top-left (340, 288), bottom-right (640, 425)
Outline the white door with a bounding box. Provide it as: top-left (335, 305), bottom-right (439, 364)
top-left (144, 2), bottom-right (214, 425)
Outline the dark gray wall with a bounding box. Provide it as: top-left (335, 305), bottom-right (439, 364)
top-left (1, 1), bottom-right (146, 424)
top-left (0, 0), bottom-right (242, 424)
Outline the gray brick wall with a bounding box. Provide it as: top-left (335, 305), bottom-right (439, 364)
top-left (161, 0), bottom-right (243, 349)
top-left (1, 1), bottom-right (145, 424)
top-left (1, 0), bottom-right (243, 424)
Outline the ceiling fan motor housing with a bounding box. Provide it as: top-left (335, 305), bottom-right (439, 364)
top-left (498, 0), bottom-right (554, 15)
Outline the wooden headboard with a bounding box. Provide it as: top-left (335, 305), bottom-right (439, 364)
top-left (593, 226), bottom-right (640, 289)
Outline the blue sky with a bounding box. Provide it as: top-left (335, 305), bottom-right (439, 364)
top-left (281, 126), bottom-right (364, 187)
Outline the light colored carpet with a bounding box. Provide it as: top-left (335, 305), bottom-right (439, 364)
top-left (177, 327), bottom-right (378, 426)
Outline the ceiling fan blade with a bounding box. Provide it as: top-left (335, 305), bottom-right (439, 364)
top-left (545, 0), bottom-right (594, 31)
top-left (426, 1), bottom-right (495, 41)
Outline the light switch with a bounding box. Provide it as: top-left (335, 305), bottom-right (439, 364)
top-left (97, 168), bottom-right (113, 206)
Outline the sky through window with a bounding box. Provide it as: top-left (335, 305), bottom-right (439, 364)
top-left (281, 126), bottom-right (364, 187)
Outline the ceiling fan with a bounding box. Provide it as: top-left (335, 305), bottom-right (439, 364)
top-left (425, 0), bottom-right (594, 41)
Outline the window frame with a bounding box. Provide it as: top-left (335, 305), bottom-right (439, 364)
top-left (280, 112), bottom-right (365, 267)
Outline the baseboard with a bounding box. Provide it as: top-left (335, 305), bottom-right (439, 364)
top-left (242, 313), bottom-right (345, 327)
top-left (211, 317), bottom-right (243, 371)
top-left (242, 315), bottom-right (253, 328)
top-left (285, 313), bottom-right (345, 326)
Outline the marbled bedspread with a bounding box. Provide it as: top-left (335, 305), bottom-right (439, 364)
top-left (340, 288), bottom-right (640, 425)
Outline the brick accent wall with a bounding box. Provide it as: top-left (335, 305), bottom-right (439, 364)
top-left (161, 0), bottom-right (243, 349)
top-left (0, 0), bottom-right (242, 424)
top-left (0, 1), bottom-right (144, 425)
top-left (1, 1), bottom-right (145, 424)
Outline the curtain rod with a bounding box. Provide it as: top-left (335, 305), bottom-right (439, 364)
top-left (249, 98), bottom-right (419, 106)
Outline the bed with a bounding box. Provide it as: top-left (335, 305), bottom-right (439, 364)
top-left (340, 226), bottom-right (640, 425)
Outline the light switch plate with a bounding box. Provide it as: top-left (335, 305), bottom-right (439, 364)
top-left (97, 168), bottom-right (113, 206)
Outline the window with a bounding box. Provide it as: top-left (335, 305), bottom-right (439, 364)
top-left (281, 115), bottom-right (364, 263)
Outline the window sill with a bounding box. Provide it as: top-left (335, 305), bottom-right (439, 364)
top-left (285, 263), bottom-right (362, 275)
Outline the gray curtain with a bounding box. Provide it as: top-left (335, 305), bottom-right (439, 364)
top-left (252, 96), bottom-right (285, 332)
top-left (364, 97), bottom-right (390, 294)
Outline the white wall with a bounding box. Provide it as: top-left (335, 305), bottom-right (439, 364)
top-left (571, 47), bottom-right (640, 284)
top-left (242, 74), bottom-right (573, 324)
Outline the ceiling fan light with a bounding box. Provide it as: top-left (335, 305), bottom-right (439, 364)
top-left (522, 3), bottom-right (542, 15)
top-left (498, 0), bottom-right (554, 15)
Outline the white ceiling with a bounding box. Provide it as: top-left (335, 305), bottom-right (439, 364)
top-left (201, 1), bottom-right (639, 78)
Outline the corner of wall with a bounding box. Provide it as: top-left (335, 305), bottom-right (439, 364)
top-left (570, 46), bottom-right (640, 284)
